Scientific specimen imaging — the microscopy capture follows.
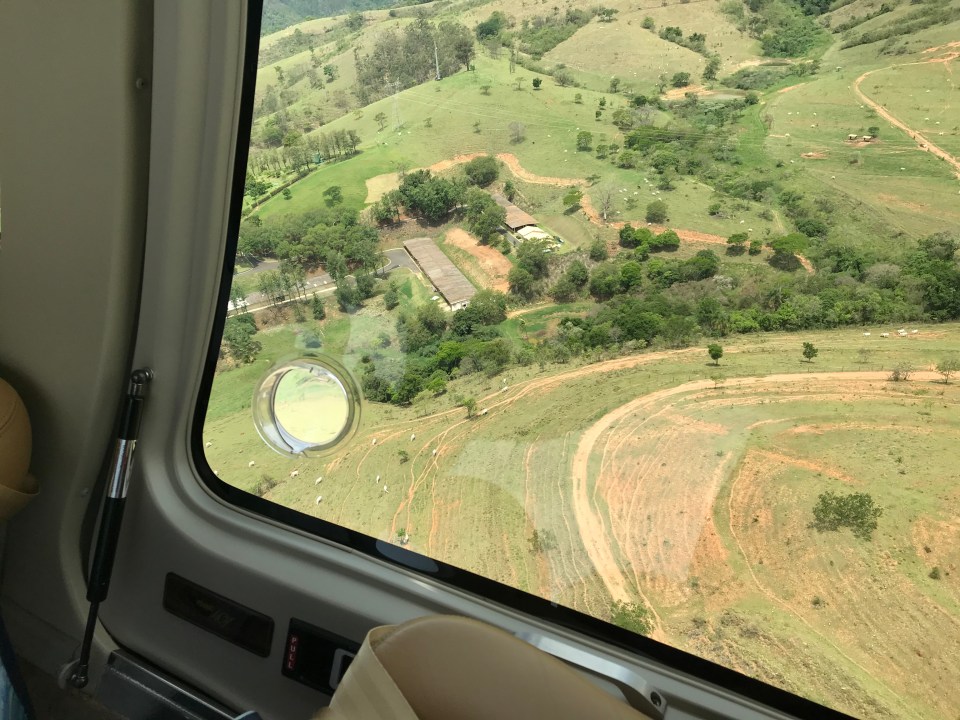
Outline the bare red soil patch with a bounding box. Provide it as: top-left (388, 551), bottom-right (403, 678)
top-left (445, 228), bottom-right (511, 292)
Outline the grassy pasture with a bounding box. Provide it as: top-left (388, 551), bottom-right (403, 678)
top-left (204, 320), bottom-right (960, 718)
top-left (760, 66), bottom-right (960, 240)
top-left (868, 61), bottom-right (960, 158)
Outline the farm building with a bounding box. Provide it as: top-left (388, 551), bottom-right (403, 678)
top-left (516, 226), bottom-right (552, 242)
top-left (403, 237), bottom-right (476, 311)
top-left (491, 193), bottom-right (538, 231)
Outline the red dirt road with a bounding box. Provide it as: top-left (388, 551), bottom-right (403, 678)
top-left (853, 48), bottom-right (960, 178)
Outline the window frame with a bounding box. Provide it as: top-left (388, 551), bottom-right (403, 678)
top-left (192, 4), bottom-right (855, 718)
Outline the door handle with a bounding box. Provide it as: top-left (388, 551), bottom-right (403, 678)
top-left (516, 632), bottom-right (666, 719)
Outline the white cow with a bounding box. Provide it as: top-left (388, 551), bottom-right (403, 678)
top-left (315, 495), bottom-right (323, 504)
top-left (410, 433), bottom-right (416, 441)
top-left (205, 441), bottom-right (212, 448)
top-left (248, 460), bottom-right (256, 467)
top-left (372, 438), bottom-right (377, 446)
top-left (880, 333), bottom-right (890, 338)
top-left (432, 449), bottom-right (437, 456)
top-left (376, 474), bottom-right (381, 483)
top-left (382, 485), bottom-right (389, 493)
top-left (315, 476), bottom-right (323, 484)
top-left (290, 470), bottom-right (299, 478)
top-left (863, 332), bottom-right (871, 336)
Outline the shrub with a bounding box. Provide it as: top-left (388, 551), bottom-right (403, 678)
top-left (646, 200), bottom-right (668, 223)
top-left (609, 601), bottom-right (653, 635)
top-left (889, 362), bottom-right (914, 382)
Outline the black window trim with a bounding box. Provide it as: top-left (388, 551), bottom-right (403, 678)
top-left (191, 4), bottom-right (855, 719)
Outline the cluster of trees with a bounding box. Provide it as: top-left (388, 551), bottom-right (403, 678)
top-left (721, 60), bottom-right (819, 90)
top-left (361, 290), bottom-right (516, 405)
top-left (237, 207), bottom-right (381, 276)
top-left (720, 0), bottom-right (826, 57)
top-left (594, 97), bottom-right (750, 190)
top-left (508, 240), bottom-right (553, 300)
top-left (840, 2), bottom-right (960, 49)
top-left (371, 157), bottom-right (505, 234)
top-left (474, 8), bottom-right (596, 58)
top-left (222, 315), bottom-right (261, 365)
top-left (464, 189), bottom-right (507, 246)
top-left (354, 18), bottom-right (474, 103)
top-left (653, 22), bottom-right (723, 77)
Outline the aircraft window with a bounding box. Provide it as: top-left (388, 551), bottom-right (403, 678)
top-left (199, 2), bottom-right (960, 719)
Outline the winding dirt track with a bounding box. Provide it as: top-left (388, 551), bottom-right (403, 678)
top-left (852, 46), bottom-right (960, 178)
top-left (568, 371), bottom-right (939, 629)
top-left (427, 152), bottom-right (815, 273)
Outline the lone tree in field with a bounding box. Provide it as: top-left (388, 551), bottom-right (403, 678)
top-left (374, 112), bottom-right (388, 130)
top-left (508, 120), bottom-right (526, 144)
top-left (671, 71), bottom-right (691, 88)
top-left (562, 188), bottom-right (583, 209)
top-left (802, 342), bottom-right (818, 362)
top-left (936, 356), bottom-right (960, 384)
top-left (707, 343), bottom-right (723, 366)
top-left (462, 396), bottom-right (477, 418)
top-left (646, 200), bottom-right (668, 223)
top-left (811, 491), bottom-right (882, 541)
top-left (532, 77), bottom-right (542, 89)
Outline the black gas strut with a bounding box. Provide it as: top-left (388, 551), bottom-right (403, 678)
top-left (70, 368), bottom-right (153, 689)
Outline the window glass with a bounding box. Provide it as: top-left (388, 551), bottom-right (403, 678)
top-left (203, 3), bottom-right (960, 718)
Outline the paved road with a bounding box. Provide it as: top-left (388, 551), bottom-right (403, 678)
top-left (230, 247), bottom-right (418, 312)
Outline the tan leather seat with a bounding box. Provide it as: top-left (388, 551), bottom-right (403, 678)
top-left (0, 377), bottom-right (37, 520)
top-left (317, 615), bottom-right (651, 720)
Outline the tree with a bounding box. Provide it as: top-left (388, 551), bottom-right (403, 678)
top-left (311, 294), bottom-right (326, 320)
top-left (867, 126), bottom-right (880, 137)
top-left (480, 84), bottom-right (491, 95)
top-left (609, 77), bottom-right (621, 93)
top-left (574, 93), bottom-right (583, 104)
top-left (462, 396), bottom-right (477, 418)
top-left (323, 64), bottom-right (338, 82)
top-left (588, 238), bottom-right (608, 261)
top-left (671, 72), bottom-right (691, 88)
top-left (383, 282), bottom-right (400, 310)
top-left (562, 188), bottom-right (583, 210)
top-left (566, 260), bottom-right (589, 287)
top-left (463, 155), bottom-right (499, 186)
top-left (503, 180), bottom-right (517, 201)
top-left (508, 121), bottom-right (526, 144)
top-left (802, 342), bottom-right (818, 362)
top-left (726, 232), bottom-right (748, 254)
top-left (936, 356), bottom-right (960, 384)
top-left (550, 276), bottom-right (579, 302)
top-left (554, 69), bottom-right (575, 87)
top-left (576, 131), bottom-right (593, 152)
top-left (707, 343), bottom-right (723, 365)
top-left (322, 185), bottom-right (343, 206)
top-left (811, 491), bottom-right (882, 541)
top-left (641, 16), bottom-right (655, 30)
top-left (222, 317), bottom-right (261, 364)
top-left (532, 77), bottom-right (542, 89)
top-left (374, 112), bottom-right (388, 130)
top-left (646, 200), bottom-right (668, 223)
top-left (749, 238), bottom-right (763, 255)
top-left (508, 266), bottom-right (536, 299)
